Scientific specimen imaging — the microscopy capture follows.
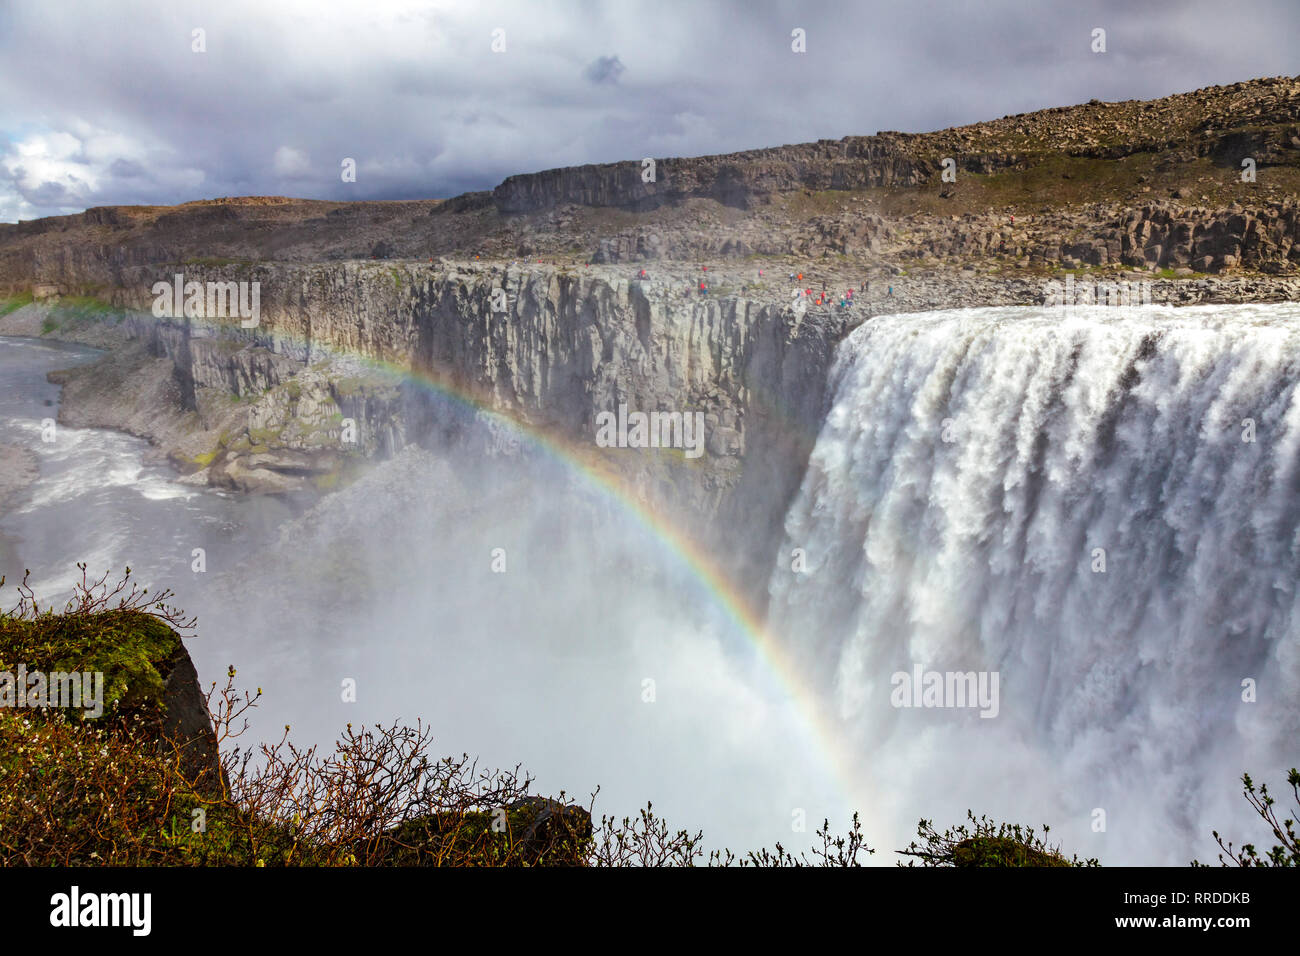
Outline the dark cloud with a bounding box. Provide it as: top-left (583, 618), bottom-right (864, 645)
top-left (0, 0), bottom-right (1296, 220)
top-left (109, 158), bottom-right (145, 178)
top-left (25, 179), bottom-right (80, 206)
top-left (584, 54), bottom-right (625, 85)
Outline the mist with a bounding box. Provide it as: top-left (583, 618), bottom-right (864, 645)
top-left (173, 412), bottom-right (853, 856)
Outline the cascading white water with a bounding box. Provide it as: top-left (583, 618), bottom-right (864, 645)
top-left (769, 302), bottom-right (1300, 864)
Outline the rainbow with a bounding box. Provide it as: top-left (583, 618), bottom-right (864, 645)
top-left (132, 294), bottom-right (872, 819)
top-left (327, 352), bottom-right (871, 817)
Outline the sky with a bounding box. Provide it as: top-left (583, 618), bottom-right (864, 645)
top-left (0, 0), bottom-right (1295, 222)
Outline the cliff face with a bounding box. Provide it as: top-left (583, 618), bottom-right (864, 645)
top-left (585, 199), bottom-right (1300, 274)
top-left (493, 136), bottom-right (940, 213)
top-left (494, 76), bottom-right (1300, 214)
top-left (35, 261), bottom-right (847, 596)
top-left (876, 199), bottom-right (1300, 274)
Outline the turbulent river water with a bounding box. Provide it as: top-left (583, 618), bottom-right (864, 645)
top-left (0, 337), bottom-right (293, 596)
top-left (3, 302), bottom-right (1298, 863)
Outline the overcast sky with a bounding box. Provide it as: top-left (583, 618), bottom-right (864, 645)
top-left (0, 0), bottom-right (1295, 222)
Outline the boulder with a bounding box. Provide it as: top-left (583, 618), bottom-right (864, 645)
top-left (158, 641), bottom-right (224, 795)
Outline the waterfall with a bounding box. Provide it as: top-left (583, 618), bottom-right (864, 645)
top-left (769, 302), bottom-right (1300, 864)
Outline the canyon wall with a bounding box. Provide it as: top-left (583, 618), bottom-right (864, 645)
top-left (494, 136), bottom-right (944, 213)
top-left (44, 262), bottom-right (849, 608)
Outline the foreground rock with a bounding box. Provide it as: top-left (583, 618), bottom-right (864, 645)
top-left (368, 797), bottom-right (593, 866)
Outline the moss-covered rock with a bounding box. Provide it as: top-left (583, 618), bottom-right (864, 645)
top-left (0, 609), bottom-right (179, 714)
top-left (365, 797), bottom-right (592, 866)
top-left (0, 608), bottom-right (221, 794)
top-left (950, 836), bottom-right (1072, 867)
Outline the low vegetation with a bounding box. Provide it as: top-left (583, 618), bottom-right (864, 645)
top-left (1196, 770), bottom-right (1300, 867)
top-left (0, 567), bottom-right (1294, 867)
top-left (0, 290), bottom-right (34, 317)
top-left (33, 295), bottom-right (123, 335)
top-left (898, 811), bottom-right (1096, 867)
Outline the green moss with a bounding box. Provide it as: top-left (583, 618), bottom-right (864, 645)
top-left (375, 804), bottom-right (591, 866)
top-left (36, 295), bottom-right (123, 335)
top-left (58, 295), bottom-right (116, 313)
top-left (902, 811), bottom-right (1098, 867)
top-left (153, 792), bottom-right (310, 866)
top-left (0, 609), bottom-right (179, 716)
top-left (950, 836), bottom-right (1072, 867)
top-left (247, 426), bottom-right (282, 446)
top-left (0, 290), bottom-right (34, 317)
